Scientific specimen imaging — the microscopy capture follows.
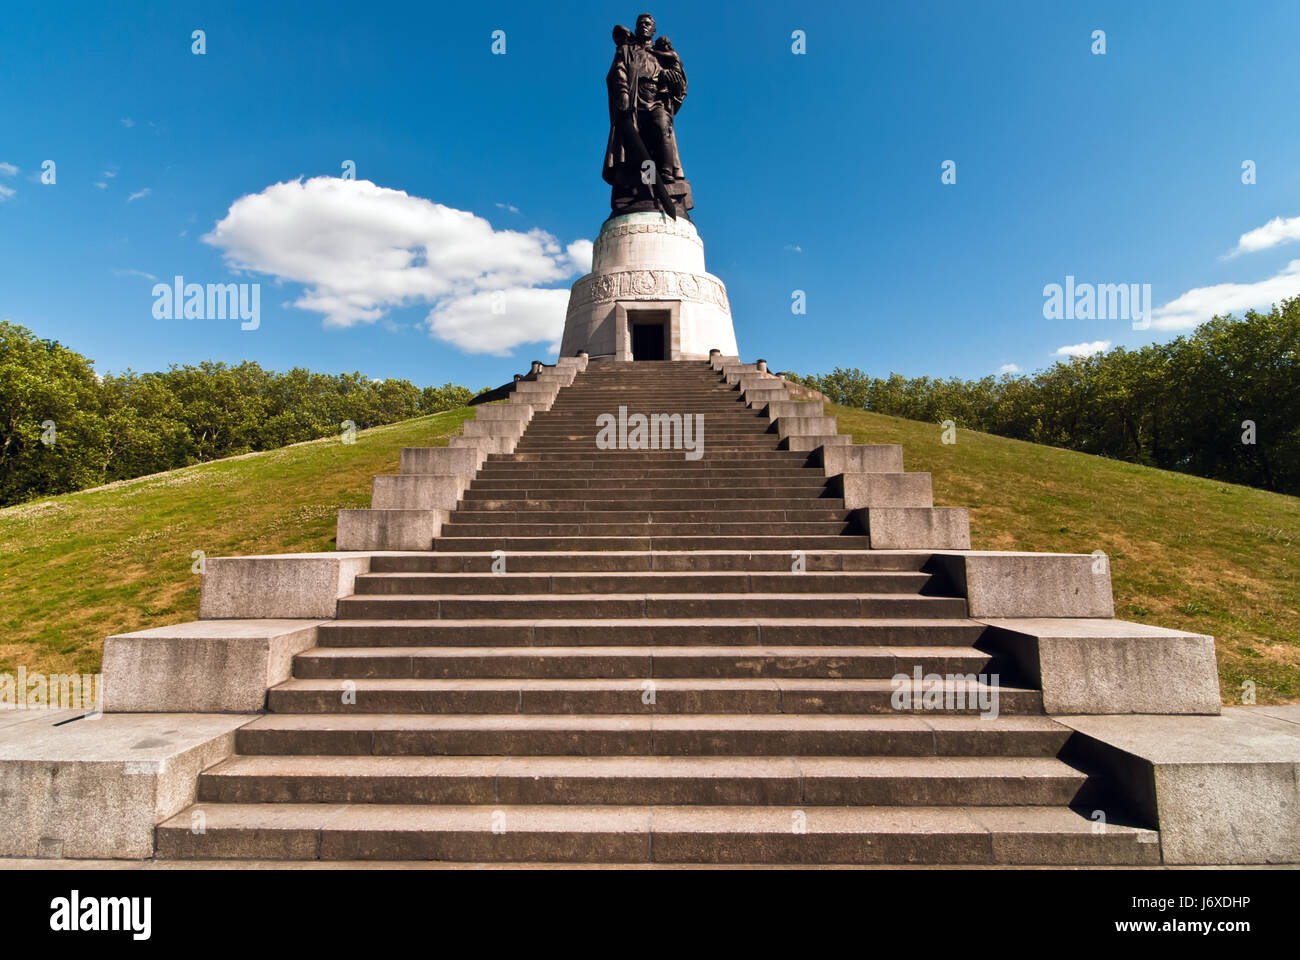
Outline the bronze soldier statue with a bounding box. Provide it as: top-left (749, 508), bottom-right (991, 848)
top-left (602, 13), bottom-right (693, 219)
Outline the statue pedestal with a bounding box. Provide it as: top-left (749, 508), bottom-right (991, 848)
top-left (560, 212), bottom-right (738, 361)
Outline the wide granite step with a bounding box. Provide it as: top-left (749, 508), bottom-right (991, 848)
top-left (335, 592), bottom-right (967, 620)
top-left (291, 643), bottom-right (999, 678)
top-left (194, 755), bottom-right (1087, 807)
top-left (313, 618), bottom-right (987, 648)
top-left (230, 712), bottom-right (1072, 757)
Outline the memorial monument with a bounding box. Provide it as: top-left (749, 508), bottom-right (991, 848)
top-left (6, 9), bottom-right (1289, 872)
top-left (560, 12), bottom-right (739, 362)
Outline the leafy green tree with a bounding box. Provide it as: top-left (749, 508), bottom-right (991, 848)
top-left (99, 371), bottom-right (194, 480)
top-left (0, 322), bottom-right (479, 505)
top-left (421, 383), bottom-right (475, 413)
top-left (0, 322), bottom-right (109, 502)
top-left (790, 298), bottom-right (1300, 495)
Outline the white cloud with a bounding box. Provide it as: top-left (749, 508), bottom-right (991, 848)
top-left (202, 176), bottom-right (590, 352)
top-left (426, 287), bottom-right (571, 356)
top-left (1054, 340), bottom-right (1111, 357)
top-left (104, 170), bottom-right (117, 179)
top-left (120, 118), bottom-right (135, 128)
top-left (1151, 259), bottom-right (1300, 330)
top-left (0, 184), bottom-right (14, 201)
top-left (564, 239), bottom-right (593, 275)
top-left (784, 244), bottom-right (802, 253)
top-left (1226, 215), bottom-right (1300, 258)
top-left (127, 188), bottom-right (150, 202)
top-left (495, 202), bottom-right (520, 214)
top-left (114, 268), bottom-right (158, 282)
top-left (998, 363), bottom-right (1021, 374)
top-left (0, 162), bottom-right (17, 176)
top-left (94, 182), bottom-right (108, 189)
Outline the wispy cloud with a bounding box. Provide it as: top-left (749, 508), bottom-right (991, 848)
top-left (114, 268), bottom-right (159, 282)
top-left (120, 117), bottom-right (135, 128)
top-left (784, 244), bottom-right (803, 253)
top-left (495, 202), bottom-right (520, 214)
top-left (0, 162), bottom-right (17, 176)
top-left (1055, 340), bottom-right (1111, 357)
top-left (1226, 215), bottom-right (1300, 258)
top-left (127, 188), bottom-right (151, 203)
top-left (0, 184), bottom-right (15, 201)
top-left (998, 363), bottom-right (1021, 374)
top-left (1152, 259), bottom-right (1300, 330)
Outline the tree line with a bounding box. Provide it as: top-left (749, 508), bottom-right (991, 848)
top-left (0, 320), bottom-right (477, 506)
top-left (785, 299), bottom-right (1300, 496)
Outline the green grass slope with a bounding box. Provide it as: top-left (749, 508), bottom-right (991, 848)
top-left (1, 402), bottom-right (1295, 703)
top-left (832, 404), bottom-right (1300, 703)
top-left (0, 408), bottom-right (474, 678)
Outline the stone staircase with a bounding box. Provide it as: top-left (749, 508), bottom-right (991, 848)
top-left (156, 359), bottom-right (1160, 864)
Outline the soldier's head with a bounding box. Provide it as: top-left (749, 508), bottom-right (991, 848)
top-left (635, 14), bottom-right (656, 41)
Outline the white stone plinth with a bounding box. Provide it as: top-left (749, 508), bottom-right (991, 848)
top-left (561, 212), bottom-right (739, 360)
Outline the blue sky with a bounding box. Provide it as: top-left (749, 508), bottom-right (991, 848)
top-left (3, 0), bottom-right (1300, 390)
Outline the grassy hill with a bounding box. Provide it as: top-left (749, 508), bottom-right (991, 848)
top-left (832, 405), bottom-right (1300, 704)
top-left (0, 408), bottom-right (474, 679)
top-left (1, 401), bottom-right (1295, 703)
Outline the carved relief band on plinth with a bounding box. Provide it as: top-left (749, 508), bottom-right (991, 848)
top-left (569, 269), bottom-right (730, 312)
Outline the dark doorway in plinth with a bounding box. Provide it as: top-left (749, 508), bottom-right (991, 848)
top-left (631, 315), bottom-right (668, 361)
